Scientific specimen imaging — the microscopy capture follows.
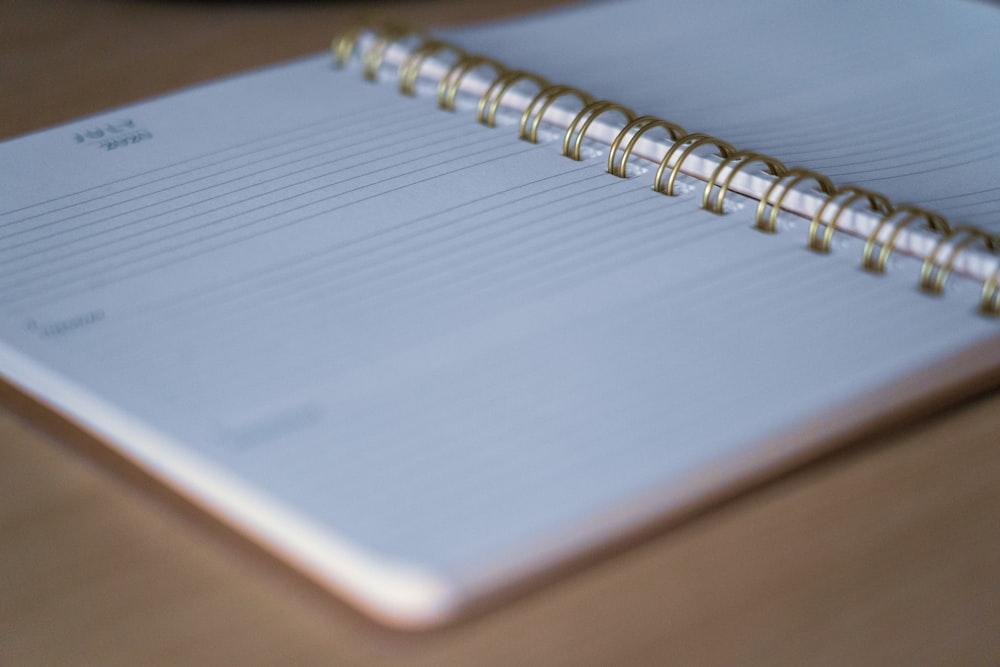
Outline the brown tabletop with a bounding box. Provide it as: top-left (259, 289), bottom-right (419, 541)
top-left (2, 1), bottom-right (999, 665)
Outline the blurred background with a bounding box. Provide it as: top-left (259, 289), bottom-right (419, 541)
top-left (0, 0), bottom-right (576, 140)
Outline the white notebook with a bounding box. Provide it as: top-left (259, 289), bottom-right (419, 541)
top-left (1, 0), bottom-right (998, 627)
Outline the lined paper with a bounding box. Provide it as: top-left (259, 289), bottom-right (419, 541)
top-left (445, 0), bottom-right (1000, 232)
top-left (0, 47), bottom-right (996, 623)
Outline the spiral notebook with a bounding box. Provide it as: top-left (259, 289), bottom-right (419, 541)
top-left (1, 0), bottom-right (999, 628)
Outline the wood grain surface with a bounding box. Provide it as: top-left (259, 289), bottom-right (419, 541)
top-left (1, 1), bottom-right (998, 665)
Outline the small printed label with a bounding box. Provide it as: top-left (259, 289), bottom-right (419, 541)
top-left (73, 119), bottom-right (152, 151)
top-left (24, 309), bottom-right (105, 338)
top-left (219, 403), bottom-right (324, 450)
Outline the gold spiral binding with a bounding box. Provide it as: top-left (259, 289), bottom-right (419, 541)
top-left (607, 116), bottom-right (686, 178)
top-left (335, 23), bottom-right (1000, 318)
top-left (653, 134), bottom-right (736, 197)
top-left (808, 186), bottom-right (894, 254)
top-left (981, 266), bottom-right (1000, 316)
top-left (333, 18), bottom-right (397, 67)
top-left (561, 101), bottom-right (637, 161)
top-left (332, 25), bottom-right (367, 68)
top-left (398, 40), bottom-right (466, 96)
top-left (437, 55), bottom-right (506, 111)
top-left (702, 151), bottom-right (787, 214)
top-left (919, 226), bottom-right (1000, 295)
top-left (754, 168), bottom-right (835, 234)
top-left (518, 85), bottom-right (594, 143)
top-left (476, 70), bottom-right (550, 127)
top-left (861, 204), bottom-right (949, 273)
top-left (361, 25), bottom-right (421, 82)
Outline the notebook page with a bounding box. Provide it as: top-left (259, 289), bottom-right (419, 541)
top-left (444, 0), bottom-right (1000, 233)
top-left (1, 53), bottom-right (997, 624)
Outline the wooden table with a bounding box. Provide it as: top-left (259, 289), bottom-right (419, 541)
top-left (2, 2), bottom-right (998, 664)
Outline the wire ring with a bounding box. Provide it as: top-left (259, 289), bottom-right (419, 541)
top-left (653, 134), bottom-right (735, 196)
top-left (332, 19), bottom-right (412, 67)
top-left (919, 226), bottom-right (1000, 295)
top-left (361, 26), bottom-right (420, 81)
top-left (476, 70), bottom-right (549, 127)
top-left (518, 85), bottom-right (594, 143)
top-left (754, 168), bottom-right (835, 234)
top-left (561, 101), bottom-right (636, 161)
top-left (702, 151), bottom-right (787, 214)
top-left (981, 265), bottom-right (1000, 316)
top-left (807, 186), bottom-right (893, 254)
top-left (398, 40), bottom-right (465, 96)
top-left (861, 203), bottom-right (948, 273)
top-left (332, 24), bottom-right (367, 67)
top-left (437, 55), bottom-right (506, 111)
top-left (607, 116), bottom-right (686, 178)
